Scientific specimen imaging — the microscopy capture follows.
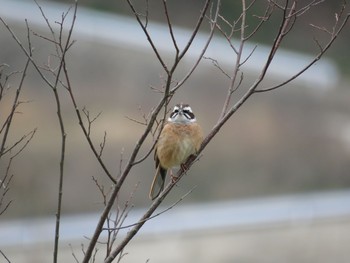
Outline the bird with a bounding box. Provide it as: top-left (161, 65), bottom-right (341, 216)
top-left (149, 103), bottom-right (203, 200)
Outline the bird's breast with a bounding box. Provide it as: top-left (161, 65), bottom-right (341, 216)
top-left (156, 123), bottom-right (202, 169)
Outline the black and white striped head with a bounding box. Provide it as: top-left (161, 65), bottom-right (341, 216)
top-left (168, 103), bottom-right (196, 123)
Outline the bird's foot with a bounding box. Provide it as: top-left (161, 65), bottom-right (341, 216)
top-left (170, 169), bottom-right (179, 183)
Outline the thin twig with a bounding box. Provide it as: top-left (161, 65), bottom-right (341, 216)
top-left (126, 0), bottom-right (169, 73)
top-left (61, 9), bottom-right (117, 184)
top-left (0, 173), bottom-right (14, 216)
top-left (0, 18), bottom-right (54, 89)
top-left (10, 129), bottom-right (37, 160)
top-left (1, 124), bottom-right (35, 157)
top-left (106, 182), bottom-right (139, 258)
top-left (0, 250), bottom-right (11, 263)
top-left (99, 131), bottom-right (107, 158)
top-left (69, 244), bottom-right (80, 263)
top-left (244, 2), bottom-right (274, 40)
top-left (171, 0), bottom-right (220, 93)
top-left (203, 56), bottom-right (231, 79)
top-left (102, 186), bottom-right (197, 231)
top-left (0, 56), bottom-right (31, 156)
top-left (81, 96), bottom-right (169, 263)
top-left (219, 0), bottom-right (248, 119)
top-left (103, 182), bottom-right (197, 263)
top-left (291, 0), bottom-right (326, 18)
top-left (176, 0), bottom-right (213, 63)
top-left (256, 8), bottom-right (350, 92)
top-left (162, 0), bottom-right (179, 56)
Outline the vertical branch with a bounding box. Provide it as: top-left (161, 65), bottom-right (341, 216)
top-left (219, 0), bottom-right (247, 119)
top-left (0, 11), bottom-right (77, 262)
top-left (46, 3), bottom-right (77, 263)
top-left (217, 0), bottom-right (294, 125)
top-left (52, 85), bottom-right (66, 263)
top-left (218, 0), bottom-right (274, 119)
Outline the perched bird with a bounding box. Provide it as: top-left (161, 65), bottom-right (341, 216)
top-left (149, 103), bottom-right (203, 200)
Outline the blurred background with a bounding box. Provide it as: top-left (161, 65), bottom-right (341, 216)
top-left (1, 0), bottom-right (350, 262)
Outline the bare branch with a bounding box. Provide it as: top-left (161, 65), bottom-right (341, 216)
top-left (0, 173), bottom-right (14, 216)
top-left (256, 8), bottom-right (350, 93)
top-left (11, 129), bottom-right (36, 159)
top-left (99, 131), bottom-right (107, 158)
top-left (162, 0), bottom-right (179, 56)
top-left (0, 249), bottom-right (11, 263)
top-left (34, 0), bottom-right (56, 37)
top-left (102, 185), bottom-right (196, 232)
top-left (31, 30), bottom-right (61, 45)
top-left (0, 128), bottom-right (35, 216)
top-left (29, 2), bottom-right (80, 263)
top-left (244, 2), bottom-right (274, 41)
top-left (291, 0), bottom-right (326, 18)
top-left (126, 0), bottom-right (169, 73)
top-left (0, 17), bottom-right (54, 89)
top-left (0, 57), bottom-right (31, 156)
top-left (215, 15), bottom-right (239, 54)
top-left (310, 23), bottom-right (332, 34)
top-left (1, 128), bottom-right (36, 157)
top-left (69, 244), bottom-right (80, 263)
top-left (232, 0), bottom-right (296, 101)
top-left (203, 56), bottom-right (231, 79)
top-left (131, 139), bottom-right (157, 166)
top-left (82, 108), bottom-right (103, 137)
top-left (0, 19), bottom-right (36, 220)
top-left (103, 181), bottom-right (197, 263)
top-left (171, 0), bottom-right (220, 93)
top-left (219, 0), bottom-right (248, 119)
top-left (124, 116), bottom-right (147, 126)
top-left (60, 10), bottom-right (117, 184)
top-left (240, 45), bottom-right (257, 67)
top-left (105, 183), bottom-right (139, 259)
top-left (176, 0), bottom-right (212, 62)
top-left (92, 176), bottom-right (111, 206)
top-left (81, 97), bottom-right (168, 263)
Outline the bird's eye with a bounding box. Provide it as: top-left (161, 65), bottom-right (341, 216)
top-left (183, 110), bottom-right (195, 120)
top-left (170, 108), bottom-right (179, 119)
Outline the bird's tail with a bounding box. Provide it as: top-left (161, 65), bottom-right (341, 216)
top-left (149, 165), bottom-right (167, 200)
